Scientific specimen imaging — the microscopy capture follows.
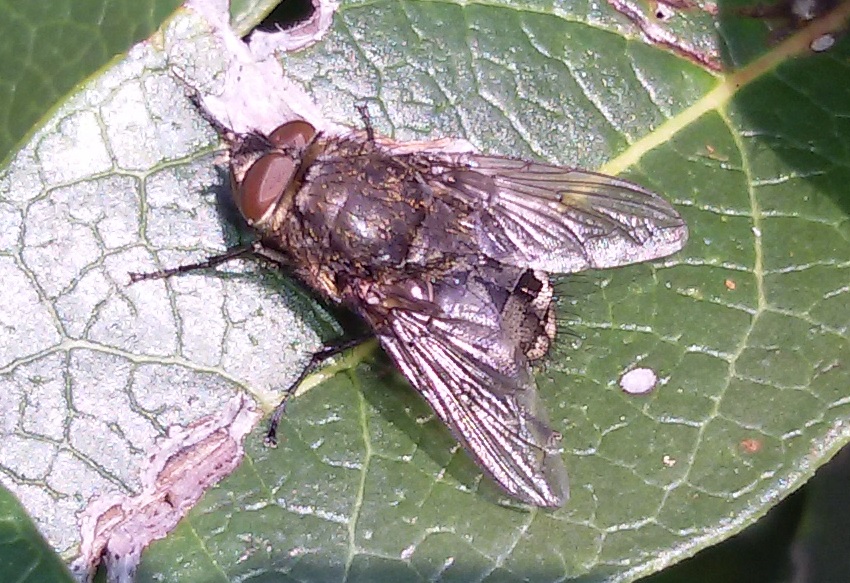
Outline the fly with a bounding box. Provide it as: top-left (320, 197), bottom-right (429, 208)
top-left (132, 107), bottom-right (688, 507)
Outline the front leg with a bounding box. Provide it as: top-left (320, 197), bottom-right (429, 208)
top-left (128, 242), bottom-right (370, 447)
top-left (128, 243), bottom-right (262, 283)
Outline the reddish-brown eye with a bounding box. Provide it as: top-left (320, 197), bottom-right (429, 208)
top-left (268, 120), bottom-right (317, 149)
top-left (235, 154), bottom-right (296, 225)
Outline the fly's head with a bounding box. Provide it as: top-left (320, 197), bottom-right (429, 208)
top-left (228, 120), bottom-right (317, 228)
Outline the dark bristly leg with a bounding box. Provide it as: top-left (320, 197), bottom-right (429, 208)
top-left (264, 335), bottom-right (372, 446)
top-left (355, 103), bottom-right (375, 142)
top-left (128, 243), bottom-right (258, 283)
top-left (187, 93), bottom-right (233, 137)
top-left (128, 241), bottom-right (367, 447)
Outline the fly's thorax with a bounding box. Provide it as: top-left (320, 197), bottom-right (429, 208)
top-left (293, 139), bottom-right (433, 269)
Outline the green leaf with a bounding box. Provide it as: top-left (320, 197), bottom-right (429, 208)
top-left (0, 485), bottom-right (74, 583)
top-left (230, 0), bottom-right (280, 35)
top-left (0, 0), bottom-right (181, 167)
top-left (1, 0), bottom-right (849, 582)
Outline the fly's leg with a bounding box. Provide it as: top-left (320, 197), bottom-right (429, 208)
top-left (128, 243), bottom-right (260, 283)
top-left (265, 335), bottom-right (372, 446)
top-left (355, 103), bottom-right (375, 142)
top-left (128, 242), bottom-right (367, 447)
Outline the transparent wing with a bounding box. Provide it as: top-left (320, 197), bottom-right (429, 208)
top-left (435, 155), bottom-right (688, 273)
top-left (362, 273), bottom-right (569, 507)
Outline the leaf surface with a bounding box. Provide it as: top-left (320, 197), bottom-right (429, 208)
top-left (0, 0), bottom-right (848, 581)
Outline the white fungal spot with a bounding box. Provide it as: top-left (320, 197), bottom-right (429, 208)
top-left (620, 368), bottom-right (658, 395)
top-left (810, 34), bottom-right (835, 53)
top-left (401, 544), bottom-right (416, 560)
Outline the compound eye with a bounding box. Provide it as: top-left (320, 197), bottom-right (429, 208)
top-left (235, 153), bottom-right (296, 225)
top-left (268, 120), bottom-right (316, 149)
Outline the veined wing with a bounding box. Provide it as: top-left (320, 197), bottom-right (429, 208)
top-left (435, 155), bottom-right (688, 273)
top-left (361, 272), bottom-right (569, 507)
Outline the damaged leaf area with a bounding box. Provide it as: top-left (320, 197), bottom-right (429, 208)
top-left (0, 9), bottom-right (332, 573)
top-left (1, 0), bottom-right (850, 582)
top-left (71, 396), bottom-right (259, 582)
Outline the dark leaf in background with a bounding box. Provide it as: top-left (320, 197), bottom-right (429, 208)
top-left (0, 484), bottom-right (75, 583)
top-left (0, 0), bottom-right (180, 167)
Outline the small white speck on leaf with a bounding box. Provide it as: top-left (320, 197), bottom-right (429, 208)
top-left (401, 544), bottom-right (416, 560)
top-left (810, 34), bottom-right (835, 52)
top-left (620, 368), bottom-right (658, 395)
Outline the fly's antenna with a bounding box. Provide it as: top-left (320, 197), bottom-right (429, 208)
top-left (355, 103), bottom-right (375, 142)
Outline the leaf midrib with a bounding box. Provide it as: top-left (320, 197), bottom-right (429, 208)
top-left (602, 1), bottom-right (850, 177)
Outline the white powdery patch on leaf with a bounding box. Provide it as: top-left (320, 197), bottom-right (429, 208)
top-left (619, 367), bottom-right (659, 395)
top-left (71, 395), bottom-right (260, 583)
top-left (1, 0), bottom-right (331, 559)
